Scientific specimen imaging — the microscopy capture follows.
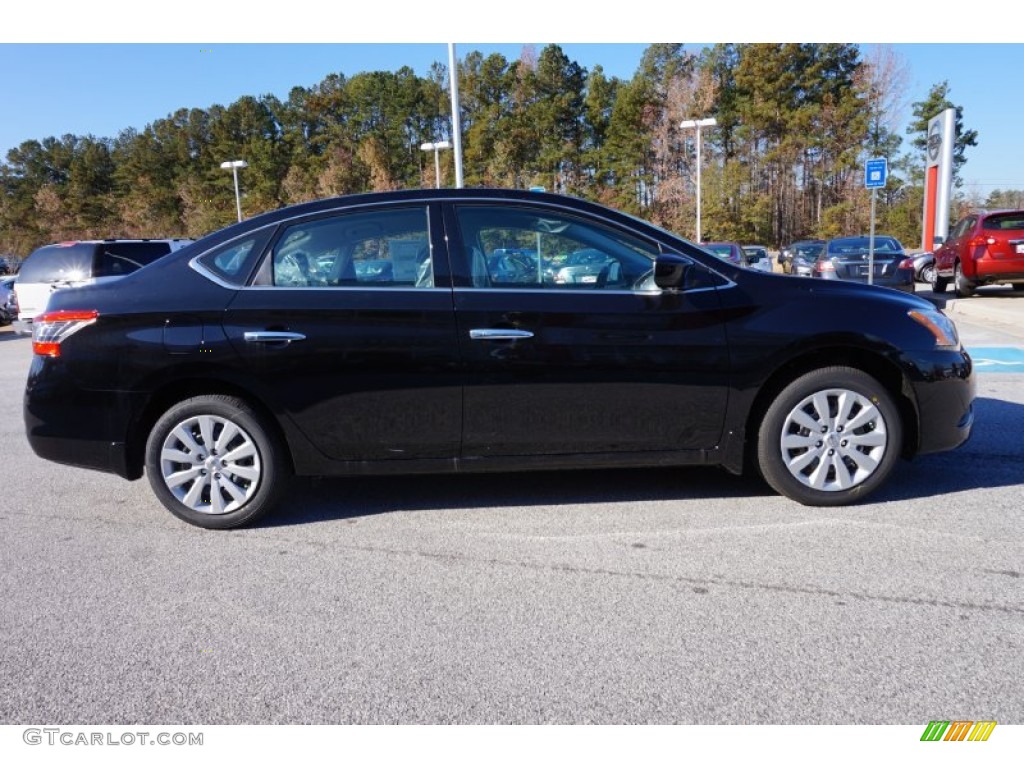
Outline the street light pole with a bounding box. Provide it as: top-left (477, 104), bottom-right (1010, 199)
top-left (679, 118), bottom-right (717, 242)
top-left (419, 141), bottom-right (452, 188)
top-left (219, 160), bottom-right (248, 222)
top-left (448, 43), bottom-right (464, 189)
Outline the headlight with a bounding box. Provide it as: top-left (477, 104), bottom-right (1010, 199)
top-left (908, 309), bottom-right (959, 348)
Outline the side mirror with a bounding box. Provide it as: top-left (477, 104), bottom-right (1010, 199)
top-left (654, 253), bottom-right (691, 290)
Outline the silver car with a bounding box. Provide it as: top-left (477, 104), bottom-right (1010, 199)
top-left (0, 276), bottom-right (17, 325)
top-left (553, 248), bottom-right (618, 285)
top-left (742, 245), bottom-right (773, 272)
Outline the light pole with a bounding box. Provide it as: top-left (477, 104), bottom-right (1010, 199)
top-left (679, 117), bottom-right (717, 242)
top-left (448, 43), bottom-right (464, 188)
top-left (419, 141), bottom-right (452, 188)
top-left (219, 160), bottom-right (248, 222)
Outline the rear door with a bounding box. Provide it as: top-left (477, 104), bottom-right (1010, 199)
top-left (935, 215), bottom-right (974, 276)
top-left (222, 201), bottom-right (463, 463)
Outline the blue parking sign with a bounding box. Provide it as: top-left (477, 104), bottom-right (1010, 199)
top-left (865, 158), bottom-right (887, 189)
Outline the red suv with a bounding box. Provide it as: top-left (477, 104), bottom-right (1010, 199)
top-left (931, 210), bottom-right (1024, 297)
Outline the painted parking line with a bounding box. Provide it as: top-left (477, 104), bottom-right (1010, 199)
top-left (967, 347), bottom-right (1024, 373)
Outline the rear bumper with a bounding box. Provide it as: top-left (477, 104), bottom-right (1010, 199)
top-left (24, 357), bottom-right (143, 480)
top-left (816, 273), bottom-right (915, 292)
top-left (971, 264), bottom-right (1024, 284)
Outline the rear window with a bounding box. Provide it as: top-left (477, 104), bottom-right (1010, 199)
top-left (827, 237), bottom-right (902, 255)
top-left (18, 244), bottom-right (97, 283)
top-left (18, 242), bottom-right (172, 283)
top-left (983, 214), bottom-right (1024, 231)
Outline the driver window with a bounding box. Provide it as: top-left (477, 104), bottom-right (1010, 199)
top-left (454, 205), bottom-right (658, 290)
top-left (271, 207), bottom-right (432, 288)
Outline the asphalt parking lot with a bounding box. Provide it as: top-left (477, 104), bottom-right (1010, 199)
top-left (0, 286), bottom-right (1022, 725)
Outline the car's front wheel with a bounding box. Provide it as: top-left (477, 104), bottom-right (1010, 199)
top-left (145, 395), bottom-right (288, 529)
top-left (920, 262), bottom-right (936, 285)
top-left (930, 266), bottom-right (948, 293)
top-left (756, 367), bottom-right (902, 506)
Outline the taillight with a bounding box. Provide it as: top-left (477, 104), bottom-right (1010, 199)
top-left (898, 257), bottom-right (916, 269)
top-left (32, 310), bottom-right (98, 357)
top-left (815, 260), bottom-right (835, 272)
top-left (969, 235), bottom-right (996, 248)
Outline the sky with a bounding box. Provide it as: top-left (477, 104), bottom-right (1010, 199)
top-left (2, 2), bottom-right (1022, 196)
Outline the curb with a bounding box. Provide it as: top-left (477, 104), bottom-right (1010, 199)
top-left (941, 297), bottom-right (1023, 330)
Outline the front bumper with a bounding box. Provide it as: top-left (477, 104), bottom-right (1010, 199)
top-left (903, 347), bottom-right (976, 456)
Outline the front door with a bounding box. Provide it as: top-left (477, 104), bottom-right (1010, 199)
top-left (445, 202), bottom-right (731, 459)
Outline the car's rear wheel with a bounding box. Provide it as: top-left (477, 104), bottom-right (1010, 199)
top-left (954, 261), bottom-right (976, 298)
top-left (145, 395), bottom-right (288, 529)
top-left (756, 367), bottom-right (902, 506)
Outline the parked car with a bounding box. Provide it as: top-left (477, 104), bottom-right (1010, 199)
top-left (742, 245), bottom-right (773, 273)
top-left (488, 248), bottom-right (550, 284)
top-left (552, 248), bottom-right (617, 285)
top-left (702, 241), bottom-right (748, 267)
top-left (13, 238), bottom-right (194, 334)
top-left (812, 235), bottom-right (915, 292)
top-left (24, 189), bottom-right (974, 529)
top-left (779, 240), bottom-right (825, 274)
top-left (911, 252), bottom-right (936, 284)
top-left (931, 210), bottom-right (1024, 297)
top-left (0, 276), bottom-right (17, 325)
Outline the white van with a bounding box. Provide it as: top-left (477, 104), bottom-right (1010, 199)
top-left (13, 239), bottom-right (193, 334)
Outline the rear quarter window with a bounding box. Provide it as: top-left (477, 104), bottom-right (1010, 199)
top-left (195, 229), bottom-right (274, 286)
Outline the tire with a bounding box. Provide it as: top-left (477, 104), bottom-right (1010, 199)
top-left (1011, 283), bottom-right (1024, 292)
top-left (930, 266), bottom-right (948, 293)
top-left (954, 261), bottom-right (976, 298)
top-left (756, 367), bottom-right (903, 506)
top-left (919, 262), bottom-right (936, 286)
top-left (145, 395), bottom-right (288, 529)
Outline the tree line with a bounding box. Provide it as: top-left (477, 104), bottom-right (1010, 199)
top-left (0, 43), bottom-right (992, 258)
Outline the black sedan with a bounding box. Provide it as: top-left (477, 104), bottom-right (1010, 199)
top-left (24, 189), bottom-right (974, 528)
top-left (812, 235), bottom-right (916, 292)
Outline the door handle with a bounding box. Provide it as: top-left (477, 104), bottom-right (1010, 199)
top-left (243, 331), bottom-right (307, 344)
top-left (469, 328), bottom-right (534, 341)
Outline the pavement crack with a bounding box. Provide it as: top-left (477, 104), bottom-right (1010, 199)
top-left (259, 535), bottom-right (1024, 617)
